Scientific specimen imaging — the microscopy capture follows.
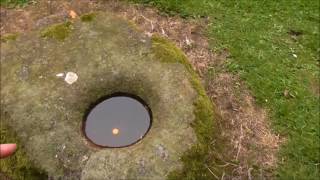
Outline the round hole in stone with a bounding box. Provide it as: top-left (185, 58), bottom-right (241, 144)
top-left (83, 93), bottom-right (152, 148)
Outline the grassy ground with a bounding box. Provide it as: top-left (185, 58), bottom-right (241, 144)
top-left (131, 0), bottom-right (320, 179)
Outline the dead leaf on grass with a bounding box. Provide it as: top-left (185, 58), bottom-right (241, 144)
top-left (69, 10), bottom-right (77, 19)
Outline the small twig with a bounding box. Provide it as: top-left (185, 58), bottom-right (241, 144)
top-left (217, 163), bottom-right (230, 167)
top-left (161, 28), bottom-right (168, 37)
top-left (232, 108), bottom-right (239, 112)
top-left (205, 164), bottom-right (219, 179)
top-left (140, 14), bottom-right (154, 31)
top-left (220, 160), bottom-right (238, 167)
top-left (248, 167), bottom-right (253, 180)
top-left (236, 124), bottom-right (243, 160)
top-left (185, 36), bottom-right (193, 46)
top-left (221, 172), bottom-right (225, 180)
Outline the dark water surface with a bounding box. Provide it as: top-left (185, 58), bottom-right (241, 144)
top-left (84, 95), bottom-right (151, 147)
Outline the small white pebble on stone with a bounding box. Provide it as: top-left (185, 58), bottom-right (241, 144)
top-left (56, 73), bottom-right (64, 77)
top-left (64, 72), bottom-right (78, 84)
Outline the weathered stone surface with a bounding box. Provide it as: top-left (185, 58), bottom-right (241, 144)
top-left (1, 12), bottom-right (202, 179)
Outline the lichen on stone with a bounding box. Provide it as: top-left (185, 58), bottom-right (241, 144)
top-left (40, 21), bottom-right (73, 41)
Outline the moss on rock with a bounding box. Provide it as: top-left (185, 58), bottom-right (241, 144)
top-left (40, 21), bottom-right (73, 41)
top-left (80, 13), bottom-right (96, 22)
top-left (1, 33), bottom-right (19, 43)
top-left (1, 12), bottom-right (217, 179)
top-left (151, 35), bottom-right (214, 143)
top-left (151, 35), bottom-right (218, 179)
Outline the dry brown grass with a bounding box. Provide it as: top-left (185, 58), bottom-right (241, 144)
top-left (207, 73), bottom-right (284, 178)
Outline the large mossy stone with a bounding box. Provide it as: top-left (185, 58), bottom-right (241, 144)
top-left (0, 12), bottom-right (214, 179)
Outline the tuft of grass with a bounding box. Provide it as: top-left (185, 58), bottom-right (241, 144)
top-left (1, 33), bottom-right (19, 43)
top-left (152, 35), bottom-right (229, 179)
top-left (80, 13), bottom-right (96, 22)
top-left (40, 21), bottom-right (73, 41)
top-left (133, 0), bottom-right (320, 179)
top-left (0, 0), bottom-right (29, 7)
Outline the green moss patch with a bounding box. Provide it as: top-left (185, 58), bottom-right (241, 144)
top-left (1, 33), bottom-right (19, 43)
top-left (151, 35), bottom-right (214, 141)
top-left (80, 13), bottom-right (96, 22)
top-left (40, 21), bottom-right (73, 41)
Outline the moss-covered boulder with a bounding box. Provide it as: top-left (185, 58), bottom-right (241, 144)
top-left (0, 12), bottom-right (214, 179)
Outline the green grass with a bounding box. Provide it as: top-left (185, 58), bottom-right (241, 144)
top-left (0, 0), bottom-right (29, 7)
top-left (131, 0), bottom-right (320, 179)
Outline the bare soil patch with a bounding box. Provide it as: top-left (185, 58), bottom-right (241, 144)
top-left (0, 0), bottom-right (282, 179)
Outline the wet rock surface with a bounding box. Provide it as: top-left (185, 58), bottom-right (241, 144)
top-left (1, 12), bottom-right (201, 179)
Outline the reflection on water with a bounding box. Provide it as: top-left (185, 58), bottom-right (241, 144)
top-left (84, 96), bottom-right (151, 147)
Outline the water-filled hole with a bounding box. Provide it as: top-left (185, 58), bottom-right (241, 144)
top-left (83, 93), bottom-right (152, 148)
